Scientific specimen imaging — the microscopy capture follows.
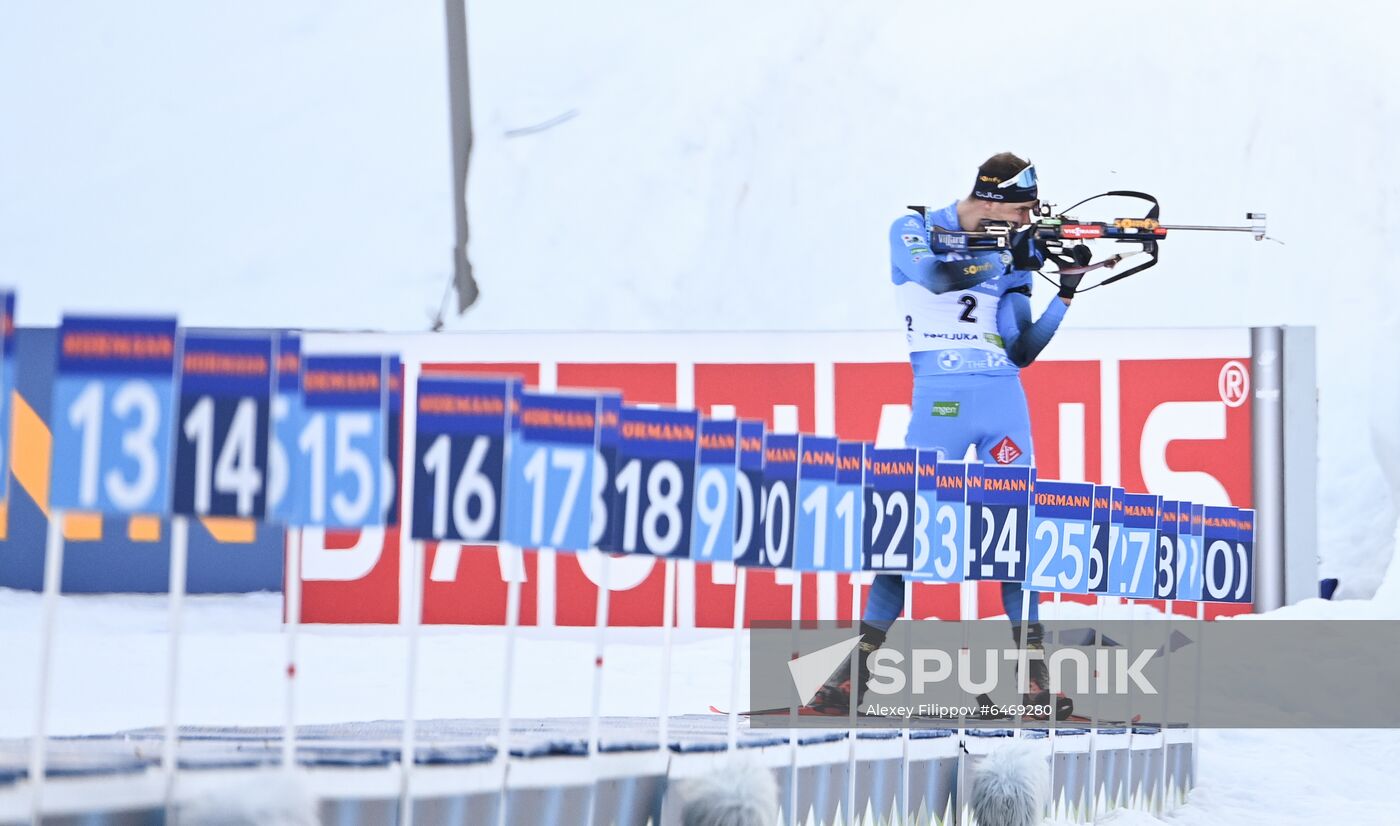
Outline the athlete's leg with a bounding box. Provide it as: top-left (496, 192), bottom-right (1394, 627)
top-left (858, 375), bottom-right (980, 628)
top-left (973, 376), bottom-right (1040, 625)
top-left (863, 574), bottom-right (905, 633)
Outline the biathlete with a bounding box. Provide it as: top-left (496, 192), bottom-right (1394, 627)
top-left (815, 152), bottom-right (1083, 717)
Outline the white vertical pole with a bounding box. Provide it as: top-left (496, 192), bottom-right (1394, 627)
top-left (282, 527), bottom-right (303, 770)
top-left (1089, 595), bottom-right (1105, 823)
top-left (584, 551), bottom-right (612, 826)
top-left (725, 567), bottom-right (748, 752)
top-left (787, 571), bottom-right (803, 826)
top-left (1123, 599), bottom-right (1137, 809)
top-left (28, 511), bottom-right (65, 822)
top-left (398, 362), bottom-right (423, 826)
top-left (1016, 589), bottom-right (1032, 734)
top-left (1048, 590), bottom-right (1060, 821)
top-left (163, 515), bottom-right (190, 815)
top-left (657, 558), bottom-right (677, 752)
top-left (398, 539), bottom-right (425, 826)
top-left (495, 561), bottom-right (522, 826)
top-left (845, 573), bottom-right (860, 826)
top-left (1158, 599), bottom-right (1173, 815)
top-left (1191, 601), bottom-right (1204, 793)
top-left (900, 580), bottom-right (912, 823)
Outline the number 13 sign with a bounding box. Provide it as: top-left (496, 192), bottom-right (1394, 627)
top-left (51, 316), bottom-right (179, 514)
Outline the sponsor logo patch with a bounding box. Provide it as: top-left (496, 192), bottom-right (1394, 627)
top-left (931, 401), bottom-right (960, 417)
top-left (902, 233), bottom-right (925, 246)
top-left (991, 436), bottom-right (1023, 465)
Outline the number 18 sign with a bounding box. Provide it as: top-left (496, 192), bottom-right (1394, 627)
top-left (51, 316), bottom-right (179, 514)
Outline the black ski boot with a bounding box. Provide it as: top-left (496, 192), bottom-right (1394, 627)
top-left (806, 622), bottom-right (887, 715)
top-left (1013, 621), bottom-right (1074, 721)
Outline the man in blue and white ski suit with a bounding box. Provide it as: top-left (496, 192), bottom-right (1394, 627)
top-left (820, 153), bottom-right (1083, 712)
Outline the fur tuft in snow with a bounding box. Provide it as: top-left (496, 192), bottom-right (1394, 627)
top-left (176, 770), bottom-right (319, 826)
top-left (671, 755), bottom-right (779, 826)
top-left (970, 739), bottom-right (1049, 826)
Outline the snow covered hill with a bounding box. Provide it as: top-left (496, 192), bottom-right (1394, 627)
top-left (2, 0), bottom-right (1397, 594)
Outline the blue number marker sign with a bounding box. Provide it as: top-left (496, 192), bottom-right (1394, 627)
top-left (832, 442), bottom-right (866, 573)
top-left (382, 357), bottom-right (403, 525)
top-left (266, 335), bottom-right (307, 524)
top-left (974, 465), bottom-right (1031, 581)
top-left (690, 419), bottom-right (738, 563)
top-left (930, 460), bottom-right (968, 582)
top-left (1087, 486), bottom-right (1113, 594)
top-left (794, 436), bottom-right (840, 572)
top-left (732, 421), bottom-right (766, 568)
top-left (908, 452), bottom-right (937, 580)
top-left (614, 407), bottom-right (698, 558)
top-left (1026, 480), bottom-right (1094, 593)
top-left (50, 316), bottom-right (179, 515)
top-left (1155, 500), bottom-right (1181, 600)
top-left (298, 355), bottom-right (389, 528)
top-left (589, 394), bottom-right (623, 552)
top-left (172, 333), bottom-right (275, 518)
top-left (754, 433), bottom-right (798, 569)
top-left (1235, 509), bottom-right (1256, 605)
top-left (410, 375), bottom-right (514, 542)
top-left (862, 447), bottom-right (916, 574)
top-left (1110, 493), bottom-right (1159, 598)
top-left (503, 391), bottom-right (600, 551)
top-left (1204, 507), bottom-right (1254, 604)
top-left (0, 291), bottom-right (14, 502)
top-left (1175, 503), bottom-right (1206, 602)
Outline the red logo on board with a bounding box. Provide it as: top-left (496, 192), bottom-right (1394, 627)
top-left (992, 436), bottom-right (1023, 465)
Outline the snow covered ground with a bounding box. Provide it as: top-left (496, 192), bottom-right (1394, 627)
top-left (4, 585), bottom-right (1400, 822)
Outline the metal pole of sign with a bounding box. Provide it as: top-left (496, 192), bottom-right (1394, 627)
top-left (956, 580), bottom-right (976, 826)
top-left (163, 516), bottom-right (191, 818)
top-left (900, 579), bottom-right (913, 823)
top-left (726, 567), bottom-right (748, 753)
top-left (282, 527), bottom-right (303, 770)
top-left (399, 539), bottom-right (426, 826)
top-left (1158, 599), bottom-right (1174, 817)
top-left (584, 551), bottom-right (612, 826)
top-left (657, 558), bottom-right (678, 754)
top-left (1015, 589), bottom-right (1032, 735)
top-left (1088, 595), bottom-right (1105, 823)
top-left (1123, 600), bottom-right (1137, 809)
top-left (1047, 591), bottom-right (1060, 820)
top-left (1191, 601), bottom-right (1206, 795)
top-left (28, 511), bottom-right (65, 822)
top-left (786, 571), bottom-right (804, 826)
top-left (398, 364), bottom-right (424, 826)
top-left (845, 573), bottom-right (860, 826)
top-left (494, 559), bottom-right (523, 826)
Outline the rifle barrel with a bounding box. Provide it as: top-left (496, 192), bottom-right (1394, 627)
top-left (1158, 224), bottom-right (1256, 232)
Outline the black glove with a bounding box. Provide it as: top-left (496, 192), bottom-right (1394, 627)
top-left (1056, 244), bottom-right (1091, 298)
top-left (1009, 226), bottom-right (1046, 271)
top-left (1058, 271), bottom-right (1085, 299)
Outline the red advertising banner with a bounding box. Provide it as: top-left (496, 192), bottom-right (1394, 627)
top-left (295, 330), bottom-right (1254, 625)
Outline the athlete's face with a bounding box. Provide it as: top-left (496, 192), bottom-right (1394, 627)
top-left (983, 200), bottom-right (1038, 225)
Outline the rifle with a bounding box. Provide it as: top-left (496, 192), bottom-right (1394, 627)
top-left (919, 191), bottom-right (1268, 290)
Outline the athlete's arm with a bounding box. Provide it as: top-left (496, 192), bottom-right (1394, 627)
top-left (891, 215), bottom-right (1006, 294)
top-left (996, 284), bottom-right (1069, 368)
